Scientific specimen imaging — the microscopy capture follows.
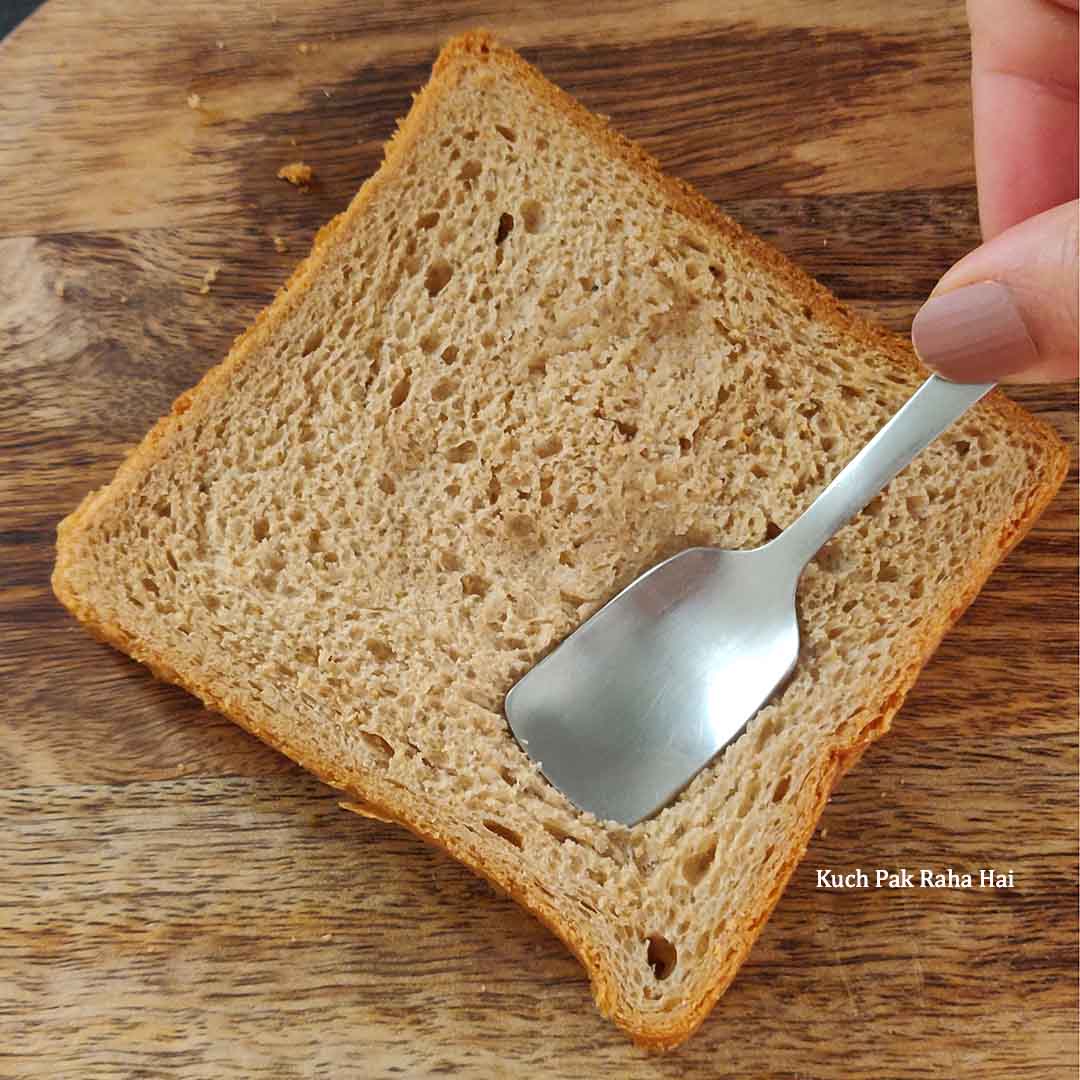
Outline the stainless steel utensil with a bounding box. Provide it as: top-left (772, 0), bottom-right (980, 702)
top-left (504, 374), bottom-right (994, 825)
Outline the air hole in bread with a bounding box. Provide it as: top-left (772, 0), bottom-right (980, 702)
top-left (425, 259), bottom-right (453, 297)
top-left (877, 562), bottom-right (899, 583)
top-left (377, 473), bottom-right (396, 496)
top-left (252, 517), bottom-right (269, 542)
top-left (544, 821), bottom-right (572, 844)
top-left (419, 332), bottom-right (442, 354)
top-left (440, 345), bottom-right (459, 365)
top-left (447, 440), bottom-right (477, 464)
top-left (483, 819), bottom-right (523, 848)
top-left (495, 213), bottom-right (514, 245)
top-left (359, 730), bottom-right (393, 761)
top-left (521, 199), bottom-right (545, 234)
top-left (461, 574), bottom-right (489, 598)
top-left (301, 330), bottom-right (324, 357)
top-left (417, 211), bottom-right (439, 230)
top-left (681, 841), bottom-right (717, 886)
top-left (772, 774), bottom-right (791, 803)
top-left (430, 377), bottom-right (459, 402)
top-left (458, 159), bottom-right (482, 181)
top-left (909, 575), bottom-right (925, 600)
top-left (736, 780), bottom-right (760, 818)
top-left (764, 520), bottom-right (783, 542)
top-left (535, 434), bottom-right (562, 459)
top-left (438, 549), bottom-right (463, 572)
top-left (494, 124), bottom-right (516, 143)
top-left (389, 371), bottom-right (412, 408)
top-left (366, 638), bottom-right (394, 662)
top-left (646, 934), bottom-right (678, 980)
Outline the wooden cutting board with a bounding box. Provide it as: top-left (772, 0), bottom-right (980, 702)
top-left (1, 2), bottom-right (1076, 1076)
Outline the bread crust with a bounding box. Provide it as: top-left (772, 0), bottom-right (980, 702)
top-left (52, 30), bottom-right (1068, 1050)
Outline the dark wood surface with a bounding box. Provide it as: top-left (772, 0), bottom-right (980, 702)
top-left (1, 2), bottom-right (1076, 1076)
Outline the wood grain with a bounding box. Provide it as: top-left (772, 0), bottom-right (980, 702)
top-left (0, 1), bottom-right (1076, 1076)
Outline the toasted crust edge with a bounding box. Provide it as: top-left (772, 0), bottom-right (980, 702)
top-left (52, 30), bottom-right (1069, 1050)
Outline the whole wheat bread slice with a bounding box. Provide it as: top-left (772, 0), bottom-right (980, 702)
top-left (53, 32), bottom-right (1066, 1048)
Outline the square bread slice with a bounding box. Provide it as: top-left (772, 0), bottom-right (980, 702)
top-left (53, 31), bottom-right (1066, 1048)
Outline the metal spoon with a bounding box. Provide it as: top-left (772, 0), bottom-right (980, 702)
top-left (504, 374), bottom-right (994, 826)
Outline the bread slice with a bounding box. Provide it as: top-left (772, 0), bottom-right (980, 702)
top-left (53, 31), bottom-right (1066, 1048)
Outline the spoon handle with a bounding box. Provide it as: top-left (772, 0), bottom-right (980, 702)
top-left (776, 374), bottom-right (995, 570)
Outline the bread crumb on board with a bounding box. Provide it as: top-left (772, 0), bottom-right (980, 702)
top-left (273, 235), bottom-right (289, 253)
top-left (186, 92), bottom-right (226, 126)
top-left (199, 264), bottom-right (220, 295)
top-left (277, 161), bottom-right (314, 188)
top-left (54, 279), bottom-right (66, 299)
top-left (297, 42), bottom-right (320, 54)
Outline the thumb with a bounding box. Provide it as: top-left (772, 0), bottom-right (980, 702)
top-left (911, 199), bottom-right (1078, 383)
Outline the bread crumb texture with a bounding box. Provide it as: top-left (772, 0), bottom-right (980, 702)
top-left (53, 32), bottom-right (1066, 1048)
top-left (277, 161), bottom-right (314, 187)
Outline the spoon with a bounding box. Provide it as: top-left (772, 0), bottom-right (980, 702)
top-left (504, 374), bottom-right (994, 825)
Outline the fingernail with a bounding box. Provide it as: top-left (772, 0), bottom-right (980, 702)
top-left (911, 280), bottom-right (1038, 382)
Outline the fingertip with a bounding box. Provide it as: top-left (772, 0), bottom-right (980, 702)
top-left (912, 281), bottom-right (1039, 383)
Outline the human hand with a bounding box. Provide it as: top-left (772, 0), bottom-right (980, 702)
top-left (911, 0), bottom-right (1078, 383)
